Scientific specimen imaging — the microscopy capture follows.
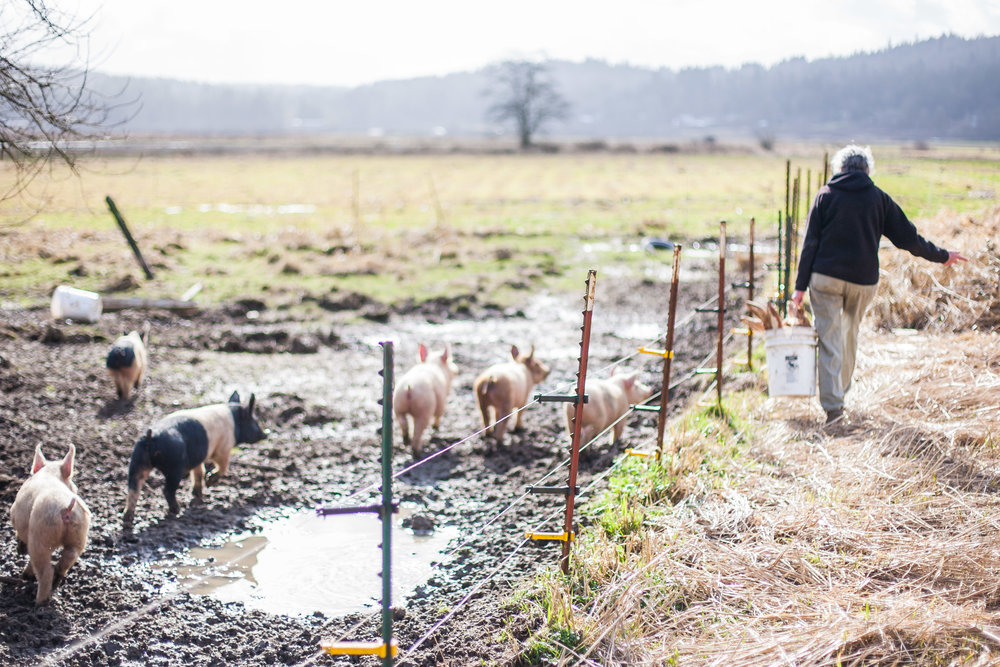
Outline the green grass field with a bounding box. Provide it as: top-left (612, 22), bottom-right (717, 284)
top-left (2, 144), bottom-right (998, 308)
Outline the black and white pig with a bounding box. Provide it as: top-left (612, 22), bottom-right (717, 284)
top-left (106, 323), bottom-right (149, 400)
top-left (122, 391), bottom-right (265, 529)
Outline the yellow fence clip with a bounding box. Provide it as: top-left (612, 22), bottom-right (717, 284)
top-left (638, 346), bottom-right (674, 359)
top-left (624, 448), bottom-right (654, 459)
top-left (731, 327), bottom-right (751, 336)
top-left (321, 640), bottom-right (399, 658)
top-left (526, 531), bottom-right (573, 542)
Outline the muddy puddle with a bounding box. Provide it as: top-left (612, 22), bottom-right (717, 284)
top-left (160, 507), bottom-right (458, 617)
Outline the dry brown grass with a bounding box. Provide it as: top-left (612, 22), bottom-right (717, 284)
top-left (867, 205), bottom-right (1000, 333)
top-left (518, 207), bottom-right (1000, 666)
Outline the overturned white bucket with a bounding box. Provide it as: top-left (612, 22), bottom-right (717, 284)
top-left (51, 285), bottom-right (103, 322)
top-left (764, 326), bottom-right (817, 397)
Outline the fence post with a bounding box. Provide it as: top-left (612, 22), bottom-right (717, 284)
top-left (715, 220), bottom-right (726, 409)
top-left (378, 341), bottom-right (394, 667)
top-left (561, 270), bottom-right (596, 573)
top-left (319, 342), bottom-right (398, 663)
top-left (775, 209), bottom-right (783, 306)
top-left (656, 245), bottom-right (682, 458)
top-left (528, 270), bottom-right (597, 575)
top-left (782, 200), bottom-right (793, 316)
top-left (106, 196), bottom-right (154, 280)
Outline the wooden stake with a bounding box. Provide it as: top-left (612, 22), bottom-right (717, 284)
top-left (106, 196), bottom-right (154, 280)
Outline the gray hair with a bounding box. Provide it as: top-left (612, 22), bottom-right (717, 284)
top-left (831, 144), bottom-right (874, 174)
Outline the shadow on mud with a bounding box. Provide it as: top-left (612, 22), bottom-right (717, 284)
top-left (117, 499), bottom-right (270, 561)
top-left (97, 397), bottom-right (136, 419)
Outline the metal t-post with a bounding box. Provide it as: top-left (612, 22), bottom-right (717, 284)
top-left (561, 270), bottom-right (596, 574)
top-left (655, 245), bottom-right (682, 459)
top-left (715, 221), bottom-right (726, 408)
top-left (379, 341), bottom-right (394, 667)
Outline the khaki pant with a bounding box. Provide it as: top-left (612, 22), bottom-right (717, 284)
top-left (808, 273), bottom-right (878, 412)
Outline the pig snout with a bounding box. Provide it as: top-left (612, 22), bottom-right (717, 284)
top-left (106, 331), bottom-right (147, 401)
top-left (626, 378), bottom-right (654, 404)
top-left (237, 394), bottom-right (266, 444)
top-left (567, 372), bottom-right (654, 446)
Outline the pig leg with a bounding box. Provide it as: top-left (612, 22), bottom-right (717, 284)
top-left (17, 538), bottom-right (27, 556)
top-left (28, 543), bottom-right (55, 605)
top-left (21, 561), bottom-right (35, 580)
top-left (163, 472), bottom-right (183, 515)
top-left (112, 372), bottom-right (126, 399)
top-left (53, 546), bottom-right (82, 589)
top-left (492, 403), bottom-right (514, 443)
top-left (123, 467), bottom-right (151, 528)
top-left (206, 450), bottom-right (231, 487)
top-left (612, 422), bottom-right (626, 445)
top-left (478, 402), bottom-right (495, 438)
top-left (432, 399), bottom-right (445, 429)
top-left (410, 413), bottom-right (431, 458)
top-left (397, 413), bottom-right (411, 448)
top-left (191, 464), bottom-right (205, 503)
top-left (512, 404), bottom-right (525, 432)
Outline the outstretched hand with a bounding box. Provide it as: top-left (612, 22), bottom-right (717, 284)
top-left (791, 290), bottom-right (805, 307)
top-left (944, 251), bottom-right (968, 267)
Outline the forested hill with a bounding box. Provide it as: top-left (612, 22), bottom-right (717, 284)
top-left (93, 34), bottom-right (1000, 142)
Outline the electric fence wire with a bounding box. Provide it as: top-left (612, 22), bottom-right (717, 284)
top-left (303, 261), bottom-right (767, 664)
top-left (42, 248), bottom-right (763, 666)
top-left (319, 272), bottom-right (747, 512)
top-left (384, 321), bottom-right (743, 664)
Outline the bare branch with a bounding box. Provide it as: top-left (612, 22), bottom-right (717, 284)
top-left (0, 0), bottom-right (124, 197)
top-left (485, 60), bottom-right (570, 149)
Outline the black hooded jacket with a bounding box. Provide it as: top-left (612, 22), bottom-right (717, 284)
top-left (794, 171), bottom-right (949, 291)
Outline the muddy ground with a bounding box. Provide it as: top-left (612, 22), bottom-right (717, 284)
top-left (0, 257), bottom-right (736, 666)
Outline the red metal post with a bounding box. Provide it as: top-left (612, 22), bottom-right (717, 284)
top-left (655, 245), bottom-right (682, 459)
top-left (562, 269), bottom-right (596, 574)
top-left (716, 221), bottom-right (726, 409)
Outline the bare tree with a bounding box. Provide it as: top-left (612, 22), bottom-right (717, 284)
top-left (486, 60), bottom-right (569, 149)
top-left (1, 1), bottom-right (119, 198)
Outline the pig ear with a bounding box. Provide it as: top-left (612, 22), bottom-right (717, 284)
top-left (528, 345), bottom-right (535, 361)
top-left (229, 391), bottom-right (240, 404)
top-left (145, 429), bottom-right (153, 440)
top-left (32, 445), bottom-right (46, 474)
top-left (418, 343), bottom-right (428, 363)
top-left (624, 375), bottom-right (636, 389)
top-left (60, 444), bottom-right (75, 480)
top-left (510, 345), bottom-right (519, 360)
top-left (609, 366), bottom-right (617, 377)
top-left (441, 345), bottom-right (449, 363)
top-left (248, 393), bottom-right (256, 413)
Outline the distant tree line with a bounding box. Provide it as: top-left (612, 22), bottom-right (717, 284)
top-left (89, 34), bottom-right (1000, 142)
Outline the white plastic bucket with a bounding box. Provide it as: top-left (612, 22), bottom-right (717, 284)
top-left (764, 326), bottom-right (817, 397)
top-left (50, 285), bottom-right (103, 323)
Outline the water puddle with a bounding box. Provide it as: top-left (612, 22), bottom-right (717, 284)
top-left (614, 322), bottom-right (664, 341)
top-left (165, 509), bottom-right (457, 617)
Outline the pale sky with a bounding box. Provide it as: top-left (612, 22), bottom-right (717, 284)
top-left (37, 0), bottom-right (1000, 87)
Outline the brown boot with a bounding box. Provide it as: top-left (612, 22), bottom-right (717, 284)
top-left (824, 408), bottom-right (844, 425)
